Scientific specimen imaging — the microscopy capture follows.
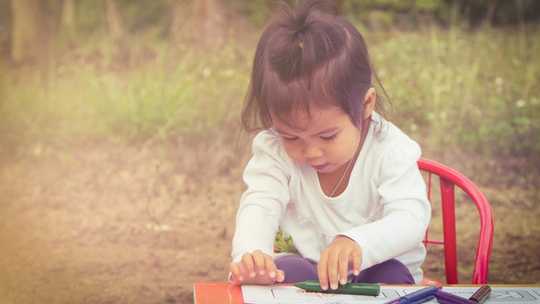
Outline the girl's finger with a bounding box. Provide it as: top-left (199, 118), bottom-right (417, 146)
top-left (317, 250), bottom-right (329, 290)
top-left (276, 269), bottom-right (285, 283)
top-left (251, 250), bottom-right (266, 276)
top-left (238, 262), bottom-right (249, 279)
top-left (229, 263), bottom-right (243, 284)
top-left (351, 249), bottom-right (361, 276)
top-left (263, 255), bottom-right (277, 279)
top-left (338, 250), bottom-right (349, 285)
top-left (241, 253), bottom-right (256, 278)
top-left (327, 250), bottom-right (339, 290)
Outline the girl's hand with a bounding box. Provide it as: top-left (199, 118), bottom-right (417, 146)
top-left (229, 250), bottom-right (285, 285)
top-left (317, 236), bottom-right (362, 290)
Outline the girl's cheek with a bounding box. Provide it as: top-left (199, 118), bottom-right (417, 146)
top-left (290, 151), bottom-right (303, 163)
top-left (287, 148), bottom-right (304, 164)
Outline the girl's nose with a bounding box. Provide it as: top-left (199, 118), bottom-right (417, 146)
top-left (303, 145), bottom-right (323, 159)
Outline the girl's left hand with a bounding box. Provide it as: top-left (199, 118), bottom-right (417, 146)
top-left (317, 236), bottom-right (362, 290)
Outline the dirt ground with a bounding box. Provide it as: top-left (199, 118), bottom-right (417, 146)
top-left (1, 134), bottom-right (539, 304)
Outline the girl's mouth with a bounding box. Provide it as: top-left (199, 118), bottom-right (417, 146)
top-left (312, 163), bottom-right (331, 172)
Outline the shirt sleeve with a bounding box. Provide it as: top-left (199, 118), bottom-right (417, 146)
top-left (340, 139), bottom-right (431, 270)
top-left (231, 131), bottom-right (292, 262)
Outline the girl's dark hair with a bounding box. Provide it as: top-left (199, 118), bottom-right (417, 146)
top-left (242, 0), bottom-right (381, 131)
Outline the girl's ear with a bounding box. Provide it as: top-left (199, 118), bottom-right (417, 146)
top-left (363, 87), bottom-right (377, 120)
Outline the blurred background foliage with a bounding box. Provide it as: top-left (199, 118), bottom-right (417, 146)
top-left (1, 0), bottom-right (538, 166)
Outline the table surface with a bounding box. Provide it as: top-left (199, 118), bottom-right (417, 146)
top-left (193, 282), bottom-right (540, 304)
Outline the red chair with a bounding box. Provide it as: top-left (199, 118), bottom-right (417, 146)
top-left (418, 158), bottom-right (494, 284)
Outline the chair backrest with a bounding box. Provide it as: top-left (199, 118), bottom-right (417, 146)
top-left (418, 158), bottom-right (494, 284)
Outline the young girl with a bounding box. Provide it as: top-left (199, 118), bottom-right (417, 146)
top-left (230, 0), bottom-right (431, 290)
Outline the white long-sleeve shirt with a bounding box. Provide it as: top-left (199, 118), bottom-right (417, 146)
top-left (231, 113), bottom-right (431, 282)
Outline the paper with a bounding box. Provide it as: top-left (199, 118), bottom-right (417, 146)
top-left (242, 285), bottom-right (540, 304)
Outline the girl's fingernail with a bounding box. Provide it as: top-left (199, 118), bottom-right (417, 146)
top-left (269, 271), bottom-right (275, 278)
top-left (340, 279), bottom-right (346, 285)
top-left (331, 283), bottom-right (337, 290)
top-left (354, 271), bottom-right (360, 276)
top-left (250, 272), bottom-right (256, 278)
top-left (259, 270), bottom-right (265, 275)
top-left (321, 285), bottom-right (327, 290)
top-left (239, 276), bottom-right (243, 281)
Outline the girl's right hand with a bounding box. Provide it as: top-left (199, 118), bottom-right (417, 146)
top-left (229, 250), bottom-right (285, 285)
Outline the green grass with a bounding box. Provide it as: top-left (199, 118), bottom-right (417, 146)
top-left (274, 230), bottom-right (299, 254)
top-left (365, 26), bottom-right (540, 159)
top-left (0, 40), bottom-right (250, 142)
top-left (1, 26), bottom-right (539, 160)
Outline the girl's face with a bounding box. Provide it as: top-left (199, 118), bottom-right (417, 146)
top-left (271, 105), bottom-right (363, 174)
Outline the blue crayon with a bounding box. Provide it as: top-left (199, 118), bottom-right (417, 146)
top-left (385, 286), bottom-right (440, 304)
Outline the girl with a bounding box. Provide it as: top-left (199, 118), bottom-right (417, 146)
top-left (230, 0), bottom-right (431, 290)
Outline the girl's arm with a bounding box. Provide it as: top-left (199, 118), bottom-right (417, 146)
top-left (231, 131), bottom-right (292, 263)
top-left (340, 140), bottom-right (431, 271)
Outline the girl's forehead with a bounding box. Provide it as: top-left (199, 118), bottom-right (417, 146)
top-left (271, 105), bottom-right (349, 133)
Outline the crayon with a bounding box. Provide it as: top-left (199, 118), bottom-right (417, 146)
top-left (469, 285), bottom-right (491, 304)
top-left (435, 290), bottom-right (476, 304)
top-left (385, 286), bottom-right (440, 304)
top-left (295, 280), bottom-right (380, 296)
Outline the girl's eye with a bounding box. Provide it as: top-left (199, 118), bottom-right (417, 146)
top-left (320, 133), bottom-right (338, 141)
top-left (281, 135), bottom-right (298, 141)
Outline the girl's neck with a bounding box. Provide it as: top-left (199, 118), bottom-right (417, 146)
top-left (318, 118), bottom-right (370, 198)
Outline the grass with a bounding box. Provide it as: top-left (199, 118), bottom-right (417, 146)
top-left (364, 26), bottom-right (540, 161)
top-left (0, 38), bottom-right (250, 144)
top-left (1, 26), bottom-right (538, 162)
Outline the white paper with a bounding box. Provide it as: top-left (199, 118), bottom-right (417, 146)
top-left (241, 285), bottom-right (540, 304)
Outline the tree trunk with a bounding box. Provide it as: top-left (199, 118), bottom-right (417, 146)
top-left (104, 0), bottom-right (130, 68)
top-left (10, 0), bottom-right (47, 64)
top-left (336, 0), bottom-right (345, 15)
top-left (169, 0), bottom-right (226, 48)
top-left (60, 0), bottom-right (76, 41)
top-left (169, 0), bottom-right (189, 47)
top-left (192, 0), bottom-right (225, 47)
top-left (105, 0), bottom-right (124, 41)
top-left (479, 0), bottom-right (498, 27)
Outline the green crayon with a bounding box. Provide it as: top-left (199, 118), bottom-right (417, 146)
top-left (295, 280), bottom-right (380, 296)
